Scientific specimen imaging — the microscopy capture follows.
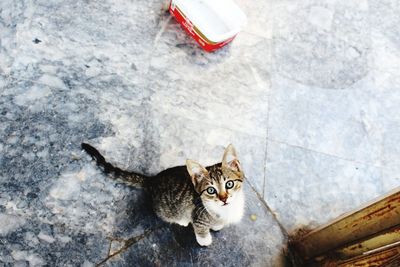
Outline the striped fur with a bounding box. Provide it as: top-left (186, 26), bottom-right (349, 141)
top-left (81, 143), bottom-right (245, 246)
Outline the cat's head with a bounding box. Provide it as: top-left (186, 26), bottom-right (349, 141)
top-left (186, 144), bottom-right (244, 209)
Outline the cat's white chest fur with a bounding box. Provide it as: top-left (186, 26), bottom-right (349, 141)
top-left (206, 190), bottom-right (245, 225)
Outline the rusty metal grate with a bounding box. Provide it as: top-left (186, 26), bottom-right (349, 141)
top-left (289, 187), bottom-right (400, 266)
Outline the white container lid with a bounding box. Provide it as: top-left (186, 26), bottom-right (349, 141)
top-left (172, 0), bottom-right (247, 43)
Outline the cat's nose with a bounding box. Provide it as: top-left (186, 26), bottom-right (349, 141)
top-left (219, 193), bottom-right (228, 203)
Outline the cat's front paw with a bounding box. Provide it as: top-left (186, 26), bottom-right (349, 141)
top-left (195, 233), bottom-right (212, 246)
top-left (211, 224), bottom-right (224, 231)
top-left (175, 219), bottom-right (190, 227)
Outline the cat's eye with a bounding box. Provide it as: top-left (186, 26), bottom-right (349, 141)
top-left (207, 187), bottom-right (216, 194)
top-left (225, 180), bottom-right (234, 189)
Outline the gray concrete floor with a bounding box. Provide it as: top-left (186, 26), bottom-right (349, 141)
top-left (1, 0), bottom-right (399, 266)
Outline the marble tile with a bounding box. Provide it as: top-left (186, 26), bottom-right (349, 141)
top-left (5, 0), bottom-right (168, 80)
top-left (368, 29), bottom-right (400, 125)
top-left (369, 0), bottom-right (400, 50)
top-left (267, 74), bottom-right (383, 165)
top-left (381, 166), bottom-right (400, 190)
top-left (147, 20), bottom-right (272, 138)
top-left (272, 0), bottom-right (370, 89)
top-left (263, 141), bottom-right (396, 232)
top-left (268, 18), bottom-right (400, 167)
top-left (0, 0), bottom-right (25, 73)
top-left (380, 122), bottom-right (400, 174)
top-left (236, 0), bottom-right (275, 39)
top-left (0, 77), bottom-right (285, 265)
top-left (0, 78), bottom-right (121, 265)
top-left (2, 0), bottom-right (400, 264)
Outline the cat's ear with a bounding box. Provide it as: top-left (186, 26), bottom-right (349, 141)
top-left (222, 144), bottom-right (243, 174)
top-left (186, 159), bottom-right (209, 186)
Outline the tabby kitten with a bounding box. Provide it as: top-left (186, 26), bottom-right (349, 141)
top-left (81, 143), bottom-right (245, 246)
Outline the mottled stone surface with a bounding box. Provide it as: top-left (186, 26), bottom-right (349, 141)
top-left (1, 0), bottom-right (284, 266)
top-left (265, 0), bottom-right (400, 231)
top-left (1, 0), bottom-right (400, 266)
top-left (273, 0), bottom-right (370, 89)
top-left (264, 141), bottom-right (388, 231)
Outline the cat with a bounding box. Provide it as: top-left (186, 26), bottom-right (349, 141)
top-left (81, 143), bottom-right (245, 246)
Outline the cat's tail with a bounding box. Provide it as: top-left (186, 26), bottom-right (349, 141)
top-left (81, 143), bottom-right (147, 187)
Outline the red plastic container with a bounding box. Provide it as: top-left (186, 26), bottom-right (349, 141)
top-left (169, 0), bottom-right (246, 52)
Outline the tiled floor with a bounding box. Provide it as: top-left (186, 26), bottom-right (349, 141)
top-left (1, 0), bottom-right (399, 266)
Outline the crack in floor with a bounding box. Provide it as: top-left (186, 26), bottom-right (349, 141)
top-left (96, 229), bottom-right (155, 266)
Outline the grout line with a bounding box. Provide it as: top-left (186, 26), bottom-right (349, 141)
top-left (248, 64), bottom-right (272, 200)
top-left (267, 138), bottom-right (384, 168)
top-left (261, 134), bottom-right (268, 199)
top-left (248, 177), bottom-right (301, 266)
top-left (246, 179), bottom-right (289, 238)
top-left (262, 137), bottom-right (268, 199)
top-left (263, 75), bottom-right (273, 199)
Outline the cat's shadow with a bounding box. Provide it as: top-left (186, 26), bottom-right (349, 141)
top-left (169, 223), bottom-right (197, 247)
top-left (112, 187), bottom-right (197, 248)
top-left (110, 187), bottom-right (252, 266)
